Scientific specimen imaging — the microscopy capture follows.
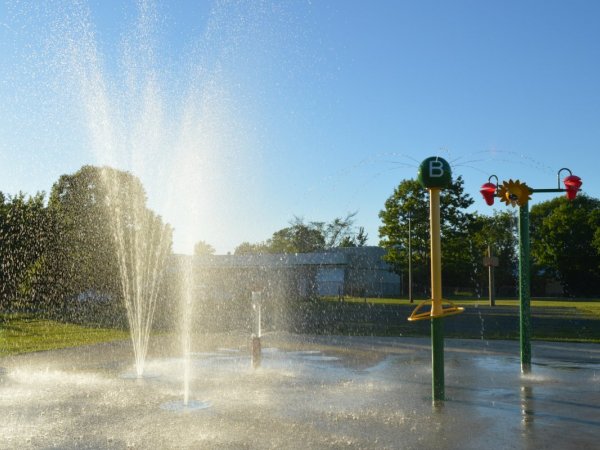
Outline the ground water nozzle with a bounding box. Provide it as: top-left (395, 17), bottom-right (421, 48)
top-left (251, 335), bottom-right (261, 369)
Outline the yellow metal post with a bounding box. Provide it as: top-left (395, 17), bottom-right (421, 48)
top-left (430, 188), bottom-right (443, 318)
top-left (411, 156), bottom-right (463, 402)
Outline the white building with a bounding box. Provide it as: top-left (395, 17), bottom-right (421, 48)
top-left (180, 246), bottom-right (400, 299)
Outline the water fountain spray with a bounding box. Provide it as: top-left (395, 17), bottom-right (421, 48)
top-left (251, 290), bottom-right (263, 368)
top-left (101, 168), bottom-right (172, 378)
top-left (182, 263), bottom-right (194, 406)
top-left (252, 290), bottom-right (263, 338)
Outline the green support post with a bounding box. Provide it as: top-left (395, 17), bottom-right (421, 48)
top-left (415, 157), bottom-right (457, 403)
top-left (410, 157), bottom-right (465, 403)
top-left (518, 203), bottom-right (532, 373)
top-left (431, 317), bottom-right (444, 401)
top-left (429, 187), bottom-right (445, 401)
top-left (481, 169), bottom-right (582, 375)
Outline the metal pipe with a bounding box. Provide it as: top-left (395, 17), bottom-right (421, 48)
top-left (557, 168), bottom-right (572, 189)
top-left (518, 204), bottom-right (531, 373)
top-left (429, 188), bottom-right (444, 401)
top-left (408, 211), bottom-right (413, 304)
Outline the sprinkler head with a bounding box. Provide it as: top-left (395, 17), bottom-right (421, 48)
top-left (563, 175), bottom-right (582, 200)
top-left (251, 335), bottom-right (262, 369)
top-left (480, 182), bottom-right (497, 206)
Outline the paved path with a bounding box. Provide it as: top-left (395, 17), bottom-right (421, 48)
top-left (294, 302), bottom-right (600, 341)
top-left (1, 333), bottom-right (599, 449)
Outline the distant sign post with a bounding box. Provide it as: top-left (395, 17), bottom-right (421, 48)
top-left (483, 245), bottom-right (499, 306)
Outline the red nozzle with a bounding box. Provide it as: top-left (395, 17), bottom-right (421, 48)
top-left (480, 182), bottom-right (497, 206)
top-left (563, 175), bottom-right (582, 200)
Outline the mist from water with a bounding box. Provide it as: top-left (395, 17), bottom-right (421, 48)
top-left (42, 0), bottom-right (286, 255)
top-left (39, 0), bottom-right (280, 375)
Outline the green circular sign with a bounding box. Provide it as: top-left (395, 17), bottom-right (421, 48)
top-left (418, 157), bottom-right (452, 189)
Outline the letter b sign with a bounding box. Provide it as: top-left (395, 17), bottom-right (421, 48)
top-left (418, 157), bottom-right (452, 189)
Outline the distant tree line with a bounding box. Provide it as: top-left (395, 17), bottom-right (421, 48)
top-left (378, 176), bottom-right (600, 298)
top-left (231, 212), bottom-right (368, 256)
top-left (2, 164), bottom-right (598, 325)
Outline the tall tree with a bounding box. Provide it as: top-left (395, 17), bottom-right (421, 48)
top-left (44, 165), bottom-right (172, 321)
top-left (46, 166), bottom-right (121, 306)
top-left (378, 176), bottom-right (475, 295)
top-left (0, 192), bottom-right (53, 310)
top-left (438, 175), bottom-right (476, 291)
top-left (268, 219), bottom-right (326, 253)
top-left (530, 194), bottom-right (600, 296)
top-left (467, 211), bottom-right (518, 297)
top-left (378, 179), bottom-right (430, 295)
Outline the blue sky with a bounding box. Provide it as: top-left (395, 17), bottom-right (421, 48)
top-left (1, 0), bottom-right (599, 254)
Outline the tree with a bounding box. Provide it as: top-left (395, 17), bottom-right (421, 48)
top-left (592, 208), bottom-right (600, 254)
top-left (194, 240), bottom-right (215, 256)
top-left (0, 191), bottom-right (54, 310)
top-left (46, 166), bottom-right (121, 308)
top-left (438, 175), bottom-right (476, 291)
top-left (234, 214), bottom-right (368, 255)
top-left (378, 176), bottom-right (475, 295)
top-left (339, 226), bottom-right (369, 248)
top-left (268, 220), bottom-right (326, 253)
top-left (378, 179), bottom-right (430, 295)
top-left (44, 165), bottom-right (172, 323)
top-left (467, 211), bottom-right (518, 297)
top-left (312, 212), bottom-right (362, 248)
top-left (530, 194), bottom-right (600, 296)
top-left (234, 241), bottom-right (270, 255)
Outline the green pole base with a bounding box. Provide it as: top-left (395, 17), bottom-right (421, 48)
top-left (518, 204), bottom-right (532, 374)
top-left (431, 317), bottom-right (444, 402)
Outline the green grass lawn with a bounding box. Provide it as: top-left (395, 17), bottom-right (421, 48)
top-left (3, 297), bottom-right (600, 356)
top-left (0, 314), bottom-right (129, 356)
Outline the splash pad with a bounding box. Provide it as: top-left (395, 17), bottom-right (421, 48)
top-left (1, 333), bottom-right (599, 449)
top-left (2, 2), bottom-right (598, 448)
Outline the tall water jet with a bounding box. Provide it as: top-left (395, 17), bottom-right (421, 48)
top-left (252, 290), bottom-right (263, 338)
top-left (181, 258), bottom-right (194, 406)
top-left (250, 290), bottom-right (263, 369)
top-left (46, 0), bottom-right (266, 377)
top-left (101, 167), bottom-right (172, 377)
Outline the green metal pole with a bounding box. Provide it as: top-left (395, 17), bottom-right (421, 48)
top-left (416, 157), bottom-right (454, 403)
top-left (429, 188), bottom-right (444, 402)
top-left (488, 244), bottom-right (496, 307)
top-left (408, 213), bottom-right (413, 304)
top-left (431, 317), bottom-right (444, 401)
top-left (518, 203), bottom-right (532, 373)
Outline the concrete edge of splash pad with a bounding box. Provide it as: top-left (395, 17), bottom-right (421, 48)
top-left (1, 333), bottom-right (599, 449)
